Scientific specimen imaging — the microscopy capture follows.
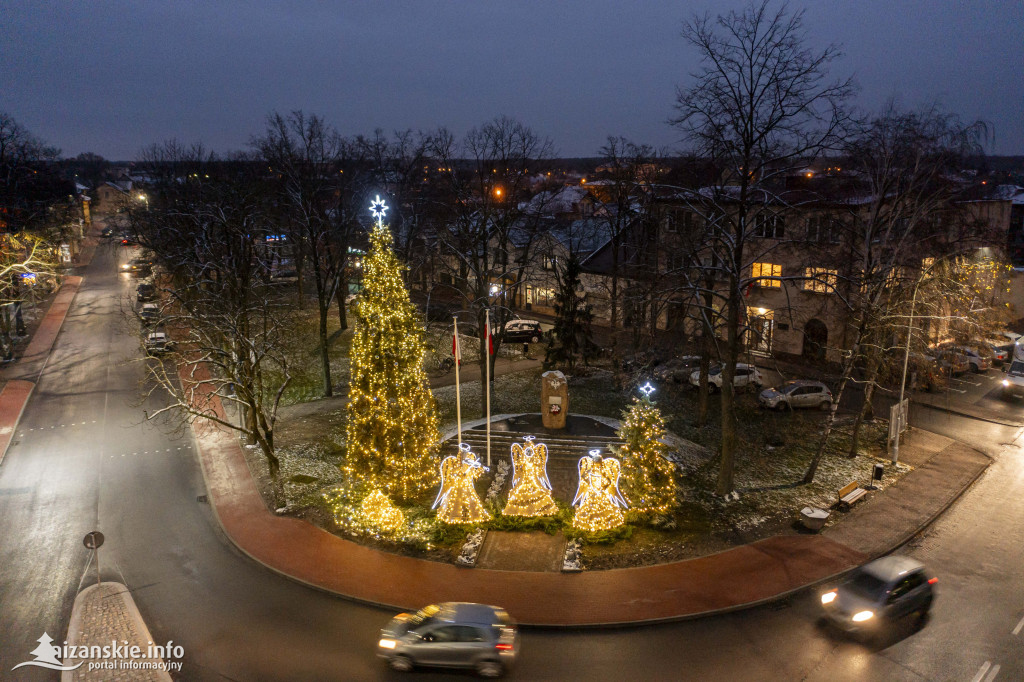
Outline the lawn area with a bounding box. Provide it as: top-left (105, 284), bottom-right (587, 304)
top-left (256, 359), bottom-right (911, 570)
top-left (271, 305), bottom-right (354, 406)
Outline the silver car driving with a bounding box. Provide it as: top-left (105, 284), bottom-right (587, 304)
top-left (820, 555), bottom-right (936, 639)
top-left (377, 602), bottom-right (518, 677)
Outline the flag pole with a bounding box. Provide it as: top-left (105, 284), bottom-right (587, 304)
top-left (486, 308), bottom-right (491, 468)
top-left (453, 317), bottom-right (462, 446)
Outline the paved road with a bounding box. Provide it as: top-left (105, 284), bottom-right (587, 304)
top-left (1, 238), bottom-right (1022, 681)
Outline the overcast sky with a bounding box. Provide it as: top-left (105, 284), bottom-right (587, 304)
top-left (2, 1), bottom-right (1021, 160)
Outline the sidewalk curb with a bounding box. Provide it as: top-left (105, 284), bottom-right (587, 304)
top-left (0, 379), bottom-right (35, 466)
top-left (185, 386), bottom-right (990, 627)
top-left (62, 582), bottom-right (172, 682)
top-left (913, 399), bottom-right (1024, 428)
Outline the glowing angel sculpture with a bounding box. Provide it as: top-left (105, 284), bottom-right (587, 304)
top-left (503, 436), bottom-right (558, 517)
top-left (433, 444), bottom-right (490, 524)
top-left (572, 450), bottom-right (629, 531)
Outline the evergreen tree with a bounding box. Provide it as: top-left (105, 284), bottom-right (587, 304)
top-left (544, 253), bottom-right (597, 372)
top-left (617, 394), bottom-right (676, 513)
top-left (343, 221), bottom-right (440, 503)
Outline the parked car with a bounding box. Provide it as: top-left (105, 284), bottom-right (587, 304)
top-left (689, 362), bottom-right (763, 391)
top-left (138, 303), bottom-right (160, 325)
top-left (931, 348), bottom-right (969, 376)
top-left (981, 340), bottom-right (1011, 366)
top-left (653, 356), bottom-right (703, 383)
top-left (143, 331), bottom-right (175, 356)
top-left (906, 353), bottom-right (947, 392)
top-left (820, 555), bottom-right (936, 639)
top-left (136, 282), bottom-right (156, 302)
top-left (503, 319), bottom-right (543, 344)
top-left (1001, 359), bottom-right (1024, 400)
top-left (377, 602), bottom-right (518, 678)
top-left (941, 344), bottom-right (991, 373)
top-left (758, 380), bottom-right (832, 410)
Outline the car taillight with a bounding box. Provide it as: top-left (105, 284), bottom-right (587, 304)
top-left (928, 577), bottom-right (938, 585)
top-left (495, 643), bottom-right (513, 651)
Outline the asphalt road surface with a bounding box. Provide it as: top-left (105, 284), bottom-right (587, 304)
top-left (0, 238), bottom-right (1022, 681)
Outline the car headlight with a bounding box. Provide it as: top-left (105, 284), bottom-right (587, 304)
top-left (1003, 379), bottom-right (1010, 387)
top-left (851, 610), bottom-right (874, 622)
top-left (378, 638), bottom-right (397, 649)
top-left (821, 591), bottom-right (837, 605)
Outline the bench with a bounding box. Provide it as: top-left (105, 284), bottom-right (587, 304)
top-left (837, 481), bottom-right (868, 510)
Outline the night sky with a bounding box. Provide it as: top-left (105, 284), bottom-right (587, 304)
top-left (3, 1), bottom-right (1021, 160)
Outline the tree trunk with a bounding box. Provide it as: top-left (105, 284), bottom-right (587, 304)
top-left (804, 322), bottom-right (865, 483)
top-left (848, 355), bottom-right (879, 458)
top-left (715, 284), bottom-right (741, 497)
top-left (295, 257), bottom-right (305, 310)
top-left (319, 309), bottom-right (333, 397)
top-left (336, 277), bottom-right (348, 331)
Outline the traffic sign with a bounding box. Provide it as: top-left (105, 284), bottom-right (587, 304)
top-left (83, 531), bottom-right (104, 550)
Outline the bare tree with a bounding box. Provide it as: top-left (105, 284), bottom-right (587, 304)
top-left (252, 111), bottom-right (367, 397)
top-left (428, 117), bottom-right (554, 411)
top-left (130, 163), bottom-right (294, 505)
top-left (671, 0), bottom-right (854, 496)
top-left (802, 104), bottom-right (989, 482)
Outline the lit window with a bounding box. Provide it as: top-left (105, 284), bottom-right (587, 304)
top-left (752, 263), bottom-right (781, 287)
top-left (803, 267), bottom-right (837, 293)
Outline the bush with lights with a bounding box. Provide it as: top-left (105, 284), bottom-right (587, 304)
top-left (616, 383), bottom-right (677, 516)
top-left (342, 203), bottom-right (440, 505)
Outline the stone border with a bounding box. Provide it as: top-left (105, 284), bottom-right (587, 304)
top-left (62, 582), bottom-right (172, 682)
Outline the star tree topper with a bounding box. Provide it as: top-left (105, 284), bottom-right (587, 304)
top-left (639, 381), bottom-right (656, 398)
top-left (369, 195), bottom-right (389, 227)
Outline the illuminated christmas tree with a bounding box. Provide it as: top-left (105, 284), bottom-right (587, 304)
top-left (617, 383), bottom-right (676, 514)
top-left (343, 197), bottom-right (440, 503)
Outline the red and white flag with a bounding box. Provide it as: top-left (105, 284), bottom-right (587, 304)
top-left (452, 330), bottom-right (462, 364)
top-left (484, 318), bottom-right (495, 355)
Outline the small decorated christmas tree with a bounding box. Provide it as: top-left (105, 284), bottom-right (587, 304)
top-left (343, 197), bottom-right (440, 503)
top-left (617, 383), bottom-right (676, 514)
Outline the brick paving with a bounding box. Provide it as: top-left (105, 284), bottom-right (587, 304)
top-left (189, 378), bottom-right (989, 624)
top-left (62, 583), bottom-right (172, 681)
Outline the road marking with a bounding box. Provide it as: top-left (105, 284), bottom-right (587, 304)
top-left (972, 662), bottom-right (991, 682)
top-left (985, 664), bottom-right (1001, 682)
top-left (1013, 614), bottom-right (1024, 635)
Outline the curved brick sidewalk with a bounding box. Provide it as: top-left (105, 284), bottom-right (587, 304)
top-left (190, 386), bottom-right (871, 625)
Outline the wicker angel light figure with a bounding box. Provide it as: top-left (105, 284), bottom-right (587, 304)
top-left (503, 436), bottom-right (559, 517)
top-left (572, 450), bottom-right (629, 530)
top-left (433, 444), bottom-right (490, 524)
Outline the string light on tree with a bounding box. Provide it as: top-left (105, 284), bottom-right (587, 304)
top-left (342, 196), bottom-right (441, 503)
top-left (617, 382), bottom-right (676, 514)
top-left (359, 489), bottom-right (406, 533)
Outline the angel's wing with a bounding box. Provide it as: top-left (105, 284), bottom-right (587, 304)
top-left (432, 455), bottom-right (457, 509)
top-left (604, 457), bottom-right (629, 509)
top-left (510, 443), bottom-right (525, 488)
top-left (572, 456), bottom-right (593, 506)
top-left (533, 442), bottom-right (553, 491)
